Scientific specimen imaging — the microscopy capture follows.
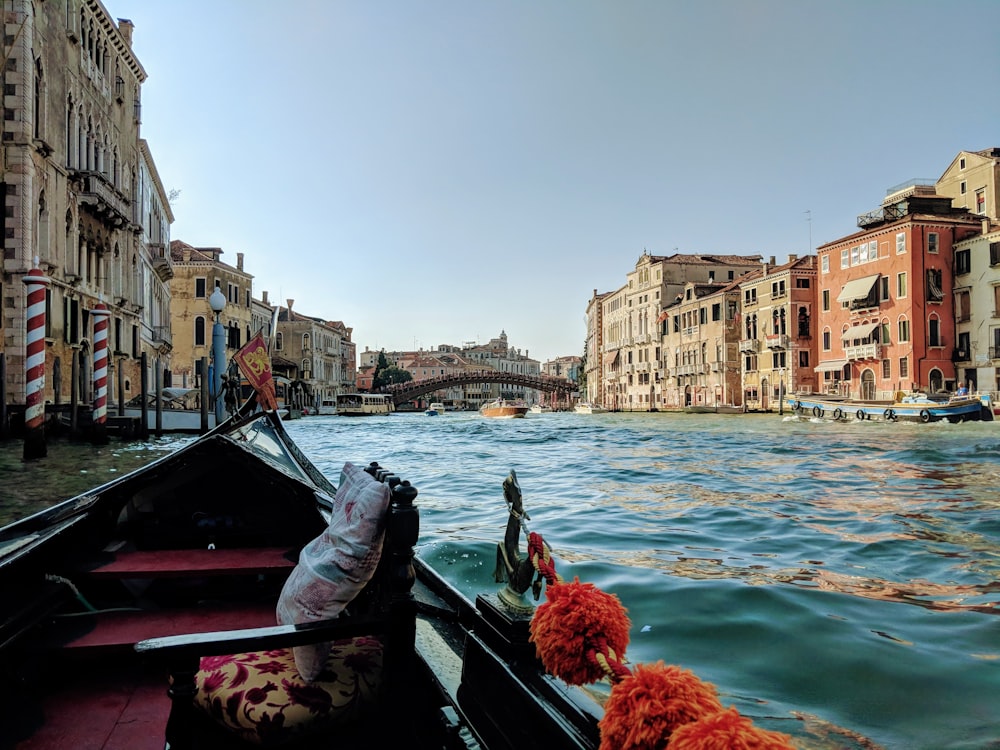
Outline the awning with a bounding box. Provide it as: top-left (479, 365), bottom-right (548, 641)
top-left (836, 274), bottom-right (880, 303)
top-left (842, 322), bottom-right (879, 341)
top-left (603, 350), bottom-right (619, 366)
top-left (815, 359), bottom-right (848, 372)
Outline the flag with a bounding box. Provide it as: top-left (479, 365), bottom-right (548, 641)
top-left (233, 330), bottom-right (278, 412)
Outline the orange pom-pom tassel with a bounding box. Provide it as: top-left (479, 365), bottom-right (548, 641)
top-left (666, 707), bottom-right (796, 750)
top-left (529, 578), bottom-right (631, 685)
top-left (599, 662), bottom-right (723, 750)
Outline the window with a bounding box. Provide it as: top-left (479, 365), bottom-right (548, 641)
top-left (990, 242), bottom-right (1000, 266)
top-left (955, 248), bottom-right (971, 275)
top-left (194, 316), bottom-right (206, 346)
top-left (744, 288), bottom-right (757, 304)
top-left (897, 272), bottom-right (907, 299)
top-left (879, 322), bottom-right (890, 345)
top-left (900, 356), bottom-right (909, 378)
top-left (960, 157), bottom-right (966, 169)
top-left (822, 329), bottom-right (831, 350)
top-left (956, 290), bottom-right (971, 322)
top-left (957, 332), bottom-right (970, 360)
top-left (699, 307), bottom-right (707, 325)
top-left (798, 350), bottom-right (809, 367)
top-left (821, 255), bottom-right (829, 273)
top-left (772, 351), bottom-right (787, 368)
top-left (926, 269), bottom-right (944, 302)
top-left (898, 318), bottom-right (910, 343)
top-left (772, 280), bottom-right (786, 297)
top-left (927, 233), bottom-right (939, 254)
top-left (795, 278), bottom-right (810, 289)
top-left (882, 359), bottom-right (891, 379)
top-left (195, 278), bottom-right (206, 298)
top-left (841, 248), bottom-right (849, 268)
top-left (880, 277), bottom-right (890, 302)
top-left (711, 303), bottom-right (721, 321)
top-left (275, 332), bottom-right (283, 350)
top-left (929, 317), bottom-right (941, 347)
top-left (960, 181), bottom-right (967, 194)
top-left (822, 289), bottom-right (830, 311)
top-left (896, 232), bottom-right (906, 254)
top-left (995, 286), bottom-right (1000, 317)
top-left (977, 190), bottom-right (986, 215)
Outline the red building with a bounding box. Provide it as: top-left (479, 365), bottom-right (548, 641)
top-left (815, 183), bottom-right (982, 398)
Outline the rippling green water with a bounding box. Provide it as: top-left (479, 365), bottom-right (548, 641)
top-left (2, 411), bottom-right (998, 749)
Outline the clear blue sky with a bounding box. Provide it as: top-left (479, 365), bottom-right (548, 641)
top-left (113, 0), bottom-right (1000, 364)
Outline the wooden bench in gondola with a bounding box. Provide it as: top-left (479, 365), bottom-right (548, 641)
top-left (79, 546), bottom-right (298, 579)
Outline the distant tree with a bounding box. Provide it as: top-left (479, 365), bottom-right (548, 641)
top-left (379, 366), bottom-right (413, 386)
top-left (372, 350), bottom-right (389, 389)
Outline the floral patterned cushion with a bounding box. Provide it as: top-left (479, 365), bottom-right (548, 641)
top-left (194, 636), bottom-right (383, 746)
top-left (276, 462), bottom-right (391, 680)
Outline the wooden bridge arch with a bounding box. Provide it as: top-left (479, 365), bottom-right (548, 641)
top-left (379, 371), bottom-right (577, 406)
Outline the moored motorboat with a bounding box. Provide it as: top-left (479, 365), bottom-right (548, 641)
top-left (529, 404), bottom-right (552, 414)
top-left (573, 402), bottom-right (607, 414)
top-left (788, 391), bottom-right (994, 423)
top-left (479, 398), bottom-right (529, 418)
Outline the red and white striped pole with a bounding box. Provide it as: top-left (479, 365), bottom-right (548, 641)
top-left (22, 265), bottom-right (51, 460)
top-left (91, 302), bottom-right (111, 444)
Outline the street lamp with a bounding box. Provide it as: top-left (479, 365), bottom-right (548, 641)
top-left (209, 281), bottom-right (227, 423)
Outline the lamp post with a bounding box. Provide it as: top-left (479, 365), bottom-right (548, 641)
top-left (209, 282), bottom-right (227, 423)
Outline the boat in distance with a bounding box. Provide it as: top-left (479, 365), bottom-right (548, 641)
top-left (425, 402), bottom-right (446, 416)
top-left (529, 404), bottom-right (552, 414)
top-left (335, 392), bottom-right (395, 416)
top-left (479, 398), bottom-right (529, 418)
top-left (573, 402), bottom-right (607, 414)
top-left (788, 391), bottom-right (994, 423)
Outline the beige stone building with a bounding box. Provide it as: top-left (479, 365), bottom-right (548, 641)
top-left (600, 253), bottom-right (762, 411)
top-left (737, 255), bottom-right (818, 411)
top-left (583, 289), bottom-right (609, 406)
top-left (659, 280), bottom-right (743, 410)
top-left (167, 240), bottom-right (253, 389)
top-left (951, 221), bottom-right (999, 394)
top-left (936, 148), bottom-right (1000, 221)
top-left (0, 5), bottom-right (165, 412)
top-left (274, 300), bottom-right (355, 410)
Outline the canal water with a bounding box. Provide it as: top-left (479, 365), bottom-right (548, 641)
top-left (2, 411), bottom-right (997, 749)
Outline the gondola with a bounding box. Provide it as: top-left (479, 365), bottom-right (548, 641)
top-left (0, 403), bottom-right (604, 749)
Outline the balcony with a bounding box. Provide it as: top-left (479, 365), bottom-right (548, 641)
top-left (739, 339), bottom-right (760, 353)
top-left (765, 334), bottom-right (789, 350)
top-left (148, 243), bottom-right (173, 282)
top-left (151, 325), bottom-right (171, 345)
top-left (683, 326), bottom-right (700, 337)
top-left (74, 170), bottom-right (131, 229)
top-left (845, 343), bottom-right (881, 361)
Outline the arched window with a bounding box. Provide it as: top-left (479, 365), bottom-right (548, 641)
top-left (302, 332), bottom-right (310, 350)
top-left (194, 316), bottom-right (206, 346)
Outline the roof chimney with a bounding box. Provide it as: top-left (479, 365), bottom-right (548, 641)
top-left (769, 256), bottom-right (776, 265)
top-left (237, 252), bottom-right (244, 271)
top-left (117, 18), bottom-right (134, 46)
top-left (788, 253), bottom-right (798, 262)
top-left (262, 290), bottom-right (269, 305)
top-left (286, 299), bottom-right (294, 320)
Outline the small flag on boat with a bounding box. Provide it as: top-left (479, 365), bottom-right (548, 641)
top-left (233, 330), bottom-right (279, 412)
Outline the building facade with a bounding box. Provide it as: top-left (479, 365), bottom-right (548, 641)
top-left (737, 255), bottom-right (818, 410)
top-left (815, 184), bottom-right (982, 398)
top-left (167, 241), bottom-right (254, 389)
top-left (1, 4), bottom-right (157, 411)
top-left (936, 148), bottom-right (1000, 221)
top-left (952, 223), bottom-right (1000, 393)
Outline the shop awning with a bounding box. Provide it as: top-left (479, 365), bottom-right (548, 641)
top-left (836, 274), bottom-right (880, 303)
top-left (603, 350), bottom-right (619, 366)
top-left (814, 359), bottom-right (848, 372)
top-left (842, 322), bottom-right (880, 341)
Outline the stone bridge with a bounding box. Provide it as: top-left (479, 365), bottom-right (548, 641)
top-left (380, 370), bottom-right (577, 406)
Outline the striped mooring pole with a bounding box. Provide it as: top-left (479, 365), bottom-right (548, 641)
top-left (22, 266), bottom-right (50, 460)
top-left (91, 302), bottom-right (111, 444)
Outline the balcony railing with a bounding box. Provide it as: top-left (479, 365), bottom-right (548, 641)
top-left (845, 343), bottom-right (881, 361)
top-left (739, 339), bottom-right (759, 353)
top-left (151, 325), bottom-right (171, 345)
top-left (765, 334), bottom-right (789, 350)
top-left (75, 170), bottom-right (131, 228)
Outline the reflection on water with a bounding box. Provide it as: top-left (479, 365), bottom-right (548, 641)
top-left (2, 412), bottom-right (998, 749)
